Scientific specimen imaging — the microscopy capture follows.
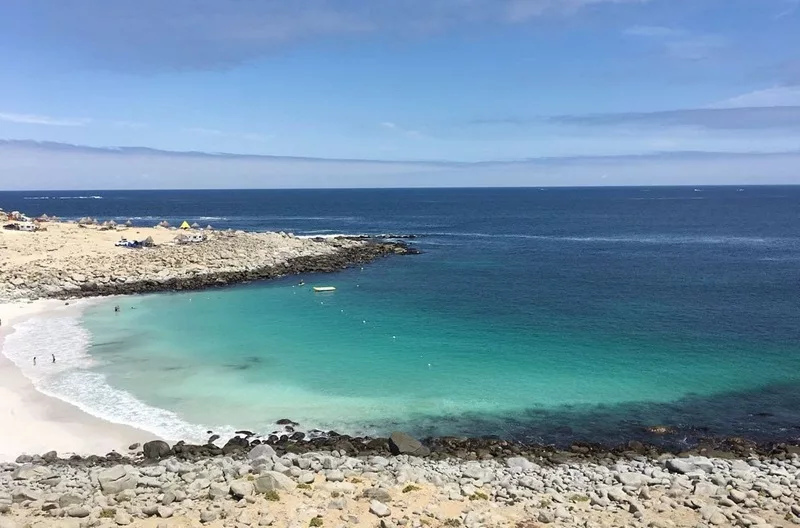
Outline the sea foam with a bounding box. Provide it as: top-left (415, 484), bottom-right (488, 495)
top-left (2, 313), bottom-right (222, 443)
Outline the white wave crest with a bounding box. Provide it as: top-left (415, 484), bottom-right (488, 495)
top-left (23, 195), bottom-right (103, 200)
top-left (2, 315), bottom-right (219, 443)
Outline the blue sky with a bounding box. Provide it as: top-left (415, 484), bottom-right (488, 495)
top-left (0, 0), bottom-right (799, 188)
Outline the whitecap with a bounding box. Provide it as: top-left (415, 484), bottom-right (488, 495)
top-left (2, 314), bottom-right (220, 443)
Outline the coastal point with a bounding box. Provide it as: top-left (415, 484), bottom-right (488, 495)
top-left (0, 220), bottom-right (416, 301)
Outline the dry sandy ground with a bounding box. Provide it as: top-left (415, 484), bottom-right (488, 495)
top-left (0, 222), bottom-right (186, 270)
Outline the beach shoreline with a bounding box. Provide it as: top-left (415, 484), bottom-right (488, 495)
top-left (0, 298), bottom-right (155, 463)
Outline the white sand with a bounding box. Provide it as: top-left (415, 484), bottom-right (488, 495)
top-left (0, 299), bottom-right (153, 462)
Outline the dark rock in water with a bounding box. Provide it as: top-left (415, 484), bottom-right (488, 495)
top-left (235, 430), bottom-right (255, 437)
top-left (208, 434), bottom-right (220, 444)
top-left (388, 432), bottom-right (430, 457)
top-left (276, 418), bottom-right (299, 426)
top-left (143, 440), bottom-right (171, 460)
top-left (128, 443), bottom-right (141, 451)
top-left (644, 425), bottom-right (677, 435)
top-left (42, 451), bottom-right (58, 463)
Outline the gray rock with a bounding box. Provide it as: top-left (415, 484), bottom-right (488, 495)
top-left (67, 506), bottom-right (91, 518)
top-left (229, 479), bottom-right (254, 498)
top-left (506, 457), bottom-right (536, 470)
top-left (370, 500), bottom-right (391, 517)
top-left (537, 511), bottom-right (555, 524)
top-left (665, 459), bottom-right (697, 474)
top-left (114, 511), bottom-right (133, 525)
top-left (98, 465), bottom-right (138, 495)
top-left (693, 482), bottom-right (720, 496)
top-left (200, 510), bottom-right (219, 523)
top-left (329, 497), bottom-right (347, 510)
top-left (363, 488), bottom-right (392, 503)
top-left (161, 491), bottom-right (176, 506)
top-left (12, 464), bottom-right (54, 481)
top-left (254, 471), bottom-right (296, 493)
top-left (59, 493), bottom-right (84, 508)
top-left (209, 482), bottom-right (230, 499)
top-left (617, 473), bottom-right (649, 488)
top-left (142, 440), bottom-right (171, 460)
top-left (325, 469), bottom-right (345, 482)
top-left (248, 444), bottom-right (276, 461)
top-left (388, 431), bottom-right (430, 457)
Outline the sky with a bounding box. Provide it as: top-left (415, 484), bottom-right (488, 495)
top-left (0, 0), bottom-right (799, 189)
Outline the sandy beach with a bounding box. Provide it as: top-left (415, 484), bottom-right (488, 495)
top-left (0, 299), bottom-right (152, 463)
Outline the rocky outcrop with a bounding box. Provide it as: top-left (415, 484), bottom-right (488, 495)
top-left (0, 230), bottom-right (418, 301)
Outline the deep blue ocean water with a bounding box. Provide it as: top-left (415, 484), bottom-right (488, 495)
top-left (2, 187), bottom-right (800, 447)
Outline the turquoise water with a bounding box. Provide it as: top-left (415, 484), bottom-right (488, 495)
top-left (4, 187), bottom-right (800, 446)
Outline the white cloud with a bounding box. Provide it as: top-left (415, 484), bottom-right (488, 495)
top-left (2, 0), bottom-right (655, 71)
top-left (713, 86), bottom-right (800, 109)
top-left (0, 112), bottom-right (90, 127)
top-left (623, 25), bottom-right (682, 37)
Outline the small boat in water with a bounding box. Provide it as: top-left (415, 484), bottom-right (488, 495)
top-left (313, 286), bottom-right (336, 292)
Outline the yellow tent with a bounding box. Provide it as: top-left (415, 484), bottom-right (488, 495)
top-left (180, 221), bottom-right (191, 230)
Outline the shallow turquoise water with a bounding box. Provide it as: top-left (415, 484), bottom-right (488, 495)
top-left (5, 187), bottom-right (799, 446)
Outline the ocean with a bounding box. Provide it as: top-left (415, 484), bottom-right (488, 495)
top-left (2, 187), bottom-right (800, 448)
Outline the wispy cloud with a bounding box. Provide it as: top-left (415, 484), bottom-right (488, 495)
top-left (623, 24), bottom-right (726, 61)
top-left (380, 121), bottom-right (423, 138)
top-left (469, 105), bottom-right (800, 130)
top-left (549, 106), bottom-right (800, 130)
top-left (0, 111), bottom-right (90, 127)
top-left (184, 127), bottom-right (224, 135)
top-left (0, 0), bottom-right (654, 71)
top-left (714, 86), bottom-right (800, 108)
top-left (2, 139), bottom-right (798, 190)
top-left (112, 120), bottom-right (148, 128)
top-left (623, 25), bottom-right (682, 37)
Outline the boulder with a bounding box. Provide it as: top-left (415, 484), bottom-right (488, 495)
top-left (254, 471), bottom-right (296, 493)
top-left (143, 440), bottom-right (171, 460)
top-left (362, 488), bottom-right (392, 503)
top-left (12, 464), bottom-right (54, 481)
top-left (230, 479), bottom-right (254, 498)
top-left (247, 444), bottom-right (276, 461)
top-left (388, 431), bottom-right (430, 457)
top-left (369, 500), bottom-right (391, 518)
top-left (98, 465), bottom-right (138, 494)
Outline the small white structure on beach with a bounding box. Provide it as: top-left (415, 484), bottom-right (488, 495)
top-left (174, 232), bottom-right (206, 244)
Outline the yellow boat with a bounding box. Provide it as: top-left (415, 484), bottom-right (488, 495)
top-left (313, 286), bottom-right (336, 292)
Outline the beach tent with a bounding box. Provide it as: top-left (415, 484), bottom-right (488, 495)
top-left (180, 221), bottom-right (191, 230)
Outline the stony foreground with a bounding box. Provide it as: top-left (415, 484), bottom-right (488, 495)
top-left (2, 438), bottom-right (799, 528)
top-left (0, 222), bottom-right (416, 301)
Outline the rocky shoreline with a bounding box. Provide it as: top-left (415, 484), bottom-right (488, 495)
top-left (0, 220), bottom-right (419, 301)
top-left (2, 432), bottom-right (799, 528)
